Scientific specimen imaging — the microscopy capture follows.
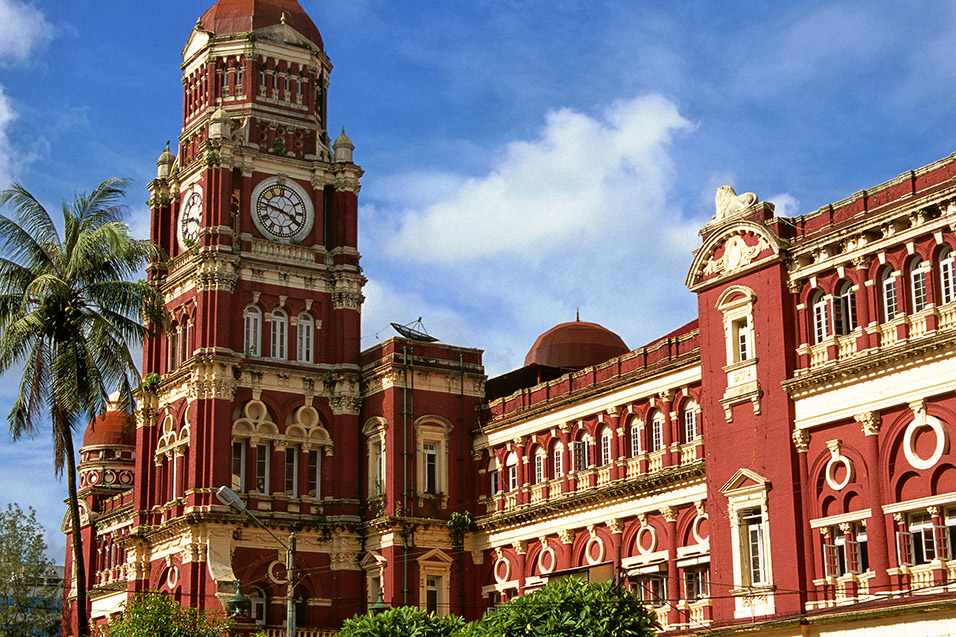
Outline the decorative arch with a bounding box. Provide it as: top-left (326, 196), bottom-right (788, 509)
top-left (687, 221), bottom-right (784, 289)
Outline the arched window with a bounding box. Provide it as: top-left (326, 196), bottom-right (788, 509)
top-left (940, 247), bottom-right (956, 305)
top-left (248, 587), bottom-right (268, 625)
top-left (168, 321), bottom-right (180, 371)
top-left (811, 290), bottom-right (830, 344)
top-left (630, 421), bottom-right (642, 457)
top-left (243, 306), bottom-right (261, 356)
top-left (910, 258), bottom-right (928, 312)
top-left (271, 309), bottom-right (288, 359)
top-left (297, 313), bottom-right (314, 363)
top-left (600, 428), bottom-right (613, 466)
top-left (650, 411), bottom-right (665, 452)
top-left (881, 268), bottom-right (898, 320)
top-left (552, 444), bottom-right (564, 480)
top-left (533, 448), bottom-right (546, 484)
top-left (683, 400), bottom-right (700, 443)
top-left (505, 453), bottom-right (519, 492)
top-left (834, 280), bottom-right (857, 336)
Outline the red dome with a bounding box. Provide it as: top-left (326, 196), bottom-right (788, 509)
top-left (83, 410), bottom-right (134, 448)
top-left (199, 0), bottom-right (323, 49)
top-left (524, 321), bottom-right (630, 370)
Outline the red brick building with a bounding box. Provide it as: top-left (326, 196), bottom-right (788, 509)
top-left (63, 1), bottom-right (956, 636)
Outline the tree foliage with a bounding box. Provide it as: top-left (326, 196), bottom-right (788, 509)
top-left (0, 503), bottom-right (60, 637)
top-left (0, 178), bottom-right (167, 637)
top-left (100, 592), bottom-right (232, 637)
top-left (465, 577), bottom-right (657, 637)
top-left (338, 605), bottom-right (466, 637)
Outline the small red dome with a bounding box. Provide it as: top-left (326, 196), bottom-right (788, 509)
top-left (199, 0), bottom-right (323, 49)
top-left (524, 321), bottom-right (629, 370)
top-left (83, 410), bottom-right (134, 448)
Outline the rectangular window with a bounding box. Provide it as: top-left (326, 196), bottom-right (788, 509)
top-left (272, 316), bottom-right (287, 359)
top-left (222, 69), bottom-right (229, 90)
top-left (733, 318), bottom-right (751, 362)
top-left (237, 67), bottom-right (243, 87)
top-left (651, 417), bottom-right (663, 452)
top-left (684, 567), bottom-right (709, 602)
top-left (942, 256), bottom-right (956, 305)
top-left (553, 448), bottom-right (563, 479)
top-left (909, 513), bottom-right (936, 564)
top-left (260, 69), bottom-right (266, 86)
top-left (883, 275), bottom-right (898, 320)
top-left (534, 454), bottom-right (545, 484)
top-left (635, 575), bottom-right (666, 606)
top-left (912, 265), bottom-right (928, 312)
top-left (423, 442), bottom-right (439, 494)
top-left (426, 577), bottom-right (439, 614)
top-left (272, 71), bottom-right (278, 89)
top-left (308, 450), bottom-right (321, 499)
top-left (813, 297), bottom-right (830, 344)
top-left (742, 508), bottom-right (767, 585)
top-left (297, 318), bottom-right (313, 363)
top-left (571, 441), bottom-right (586, 472)
top-left (256, 443), bottom-right (270, 495)
top-left (232, 441), bottom-right (246, 492)
top-left (285, 447), bottom-right (298, 497)
top-left (834, 288), bottom-right (857, 335)
top-left (370, 441), bottom-right (383, 497)
top-left (284, 75), bottom-right (290, 92)
top-left (490, 470), bottom-right (499, 495)
top-left (630, 425), bottom-right (641, 456)
top-left (600, 434), bottom-right (612, 466)
top-left (684, 409), bottom-right (699, 442)
top-left (507, 464), bottom-right (518, 491)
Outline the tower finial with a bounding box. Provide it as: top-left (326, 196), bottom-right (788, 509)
top-left (281, 11), bottom-right (288, 24)
top-left (576, 308), bottom-right (580, 322)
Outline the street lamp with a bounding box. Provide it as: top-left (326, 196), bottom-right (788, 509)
top-left (369, 589), bottom-right (390, 615)
top-left (216, 486), bottom-right (297, 637)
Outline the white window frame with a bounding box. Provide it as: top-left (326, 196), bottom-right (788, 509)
top-left (683, 403), bottom-right (699, 443)
top-left (630, 422), bottom-right (642, 456)
top-left (571, 440), bottom-right (587, 472)
top-left (834, 280), bottom-right (857, 336)
top-left (308, 449), bottom-right (322, 499)
top-left (742, 508), bottom-right (768, 586)
top-left (416, 418), bottom-right (452, 502)
top-left (650, 412), bottom-right (664, 452)
top-left (882, 269), bottom-right (899, 320)
top-left (363, 418), bottom-right (387, 499)
top-left (600, 429), bottom-right (613, 466)
top-left (255, 442), bottom-right (271, 495)
top-left (232, 440), bottom-right (246, 492)
top-left (911, 259), bottom-right (928, 312)
top-left (552, 446), bottom-right (564, 479)
top-left (271, 309), bottom-right (288, 359)
top-left (244, 306), bottom-right (261, 356)
top-left (941, 248), bottom-right (956, 305)
top-left (417, 550), bottom-right (453, 616)
top-left (297, 313), bottom-right (314, 363)
top-left (720, 468), bottom-right (775, 618)
top-left (684, 566), bottom-right (709, 602)
top-left (285, 445), bottom-right (299, 497)
top-left (249, 587), bottom-right (267, 625)
top-left (811, 291), bottom-right (830, 344)
top-left (534, 452), bottom-right (546, 484)
top-left (507, 462), bottom-right (518, 492)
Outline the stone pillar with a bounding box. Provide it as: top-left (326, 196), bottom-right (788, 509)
top-left (559, 529), bottom-right (575, 572)
top-left (659, 391), bottom-right (676, 466)
top-left (513, 540), bottom-right (527, 594)
top-left (853, 256), bottom-right (873, 350)
top-left (792, 428), bottom-right (817, 604)
top-left (607, 518), bottom-right (624, 582)
top-left (856, 411), bottom-right (889, 592)
top-left (662, 506), bottom-right (680, 627)
top-left (514, 439), bottom-right (527, 505)
top-left (606, 407), bottom-right (623, 480)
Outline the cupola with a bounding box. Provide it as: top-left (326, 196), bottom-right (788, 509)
top-left (524, 319), bottom-right (629, 370)
top-left (199, 0), bottom-right (323, 49)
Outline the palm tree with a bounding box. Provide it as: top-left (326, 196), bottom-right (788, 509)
top-left (0, 178), bottom-right (167, 637)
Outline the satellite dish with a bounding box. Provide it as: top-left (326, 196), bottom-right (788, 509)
top-left (391, 317), bottom-right (439, 342)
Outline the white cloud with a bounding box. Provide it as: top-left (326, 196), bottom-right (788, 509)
top-left (0, 0), bottom-right (52, 66)
top-left (362, 95), bottom-right (702, 376)
top-left (0, 86), bottom-right (16, 188)
top-left (767, 193), bottom-right (800, 218)
top-left (380, 95), bottom-right (692, 263)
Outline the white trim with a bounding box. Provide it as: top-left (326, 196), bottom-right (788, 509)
top-left (882, 492), bottom-right (956, 515)
top-left (809, 508), bottom-right (872, 529)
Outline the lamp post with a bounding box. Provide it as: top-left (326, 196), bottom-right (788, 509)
top-left (217, 486), bottom-right (297, 637)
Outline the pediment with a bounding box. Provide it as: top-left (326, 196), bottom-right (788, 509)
top-left (254, 23), bottom-right (319, 51)
top-left (419, 548), bottom-right (453, 564)
top-left (719, 467), bottom-right (771, 496)
top-left (360, 551), bottom-right (386, 569)
top-left (686, 221), bottom-right (784, 291)
top-left (182, 28), bottom-right (211, 63)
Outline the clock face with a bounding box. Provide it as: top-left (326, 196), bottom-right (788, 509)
top-left (252, 178), bottom-right (314, 241)
top-left (177, 185), bottom-right (203, 250)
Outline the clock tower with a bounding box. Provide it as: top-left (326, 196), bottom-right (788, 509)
top-left (138, 0), bottom-right (365, 628)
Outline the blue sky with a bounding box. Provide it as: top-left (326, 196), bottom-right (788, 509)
top-left (2, 0), bottom-right (956, 560)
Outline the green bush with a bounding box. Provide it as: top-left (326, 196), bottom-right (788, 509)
top-left (100, 592), bottom-right (232, 637)
top-left (338, 605), bottom-right (465, 637)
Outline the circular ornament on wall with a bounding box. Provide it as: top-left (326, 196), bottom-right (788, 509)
top-left (537, 547), bottom-right (556, 574)
top-left (251, 177), bottom-right (314, 241)
top-left (585, 537), bottom-right (605, 565)
top-left (904, 415), bottom-right (948, 470)
top-left (692, 514), bottom-right (709, 544)
top-left (636, 525), bottom-right (657, 555)
top-left (825, 455), bottom-right (854, 491)
top-left (493, 557), bottom-right (511, 584)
